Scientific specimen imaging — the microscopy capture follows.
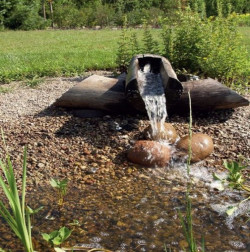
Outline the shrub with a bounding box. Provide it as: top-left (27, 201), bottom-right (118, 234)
top-left (53, 3), bottom-right (84, 29)
top-left (198, 17), bottom-right (249, 84)
top-left (229, 13), bottom-right (250, 26)
top-left (142, 22), bottom-right (161, 55)
top-left (162, 10), bottom-right (206, 72)
top-left (161, 9), bottom-right (249, 85)
top-left (5, 1), bottom-right (48, 30)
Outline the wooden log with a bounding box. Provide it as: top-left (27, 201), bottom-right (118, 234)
top-left (54, 74), bottom-right (249, 114)
top-left (54, 74), bottom-right (130, 113)
top-left (172, 78), bottom-right (249, 114)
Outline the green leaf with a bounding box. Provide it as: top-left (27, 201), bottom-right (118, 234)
top-left (52, 236), bottom-right (63, 245)
top-left (50, 178), bottom-right (59, 188)
top-left (41, 233), bottom-right (51, 242)
top-left (226, 206), bottom-right (238, 216)
top-left (26, 206), bottom-right (43, 215)
top-left (49, 230), bottom-right (59, 240)
top-left (212, 172), bottom-right (222, 181)
top-left (59, 226), bottom-right (72, 241)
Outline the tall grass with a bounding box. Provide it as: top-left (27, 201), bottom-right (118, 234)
top-left (0, 130), bottom-right (34, 252)
top-left (178, 91), bottom-right (205, 252)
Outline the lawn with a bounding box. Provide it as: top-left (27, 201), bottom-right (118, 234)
top-left (0, 29), bottom-right (122, 82)
top-left (0, 27), bottom-right (249, 83)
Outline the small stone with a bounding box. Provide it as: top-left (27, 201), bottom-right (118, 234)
top-left (179, 240), bottom-right (188, 248)
top-left (143, 123), bottom-right (178, 144)
top-left (37, 162), bottom-right (45, 168)
top-left (176, 133), bottom-right (214, 162)
top-left (127, 140), bottom-right (171, 167)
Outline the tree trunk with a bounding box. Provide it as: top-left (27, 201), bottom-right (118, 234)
top-left (49, 0), bottom-right (54, 28)
top-left (42, 0), bottom-right (46, 20)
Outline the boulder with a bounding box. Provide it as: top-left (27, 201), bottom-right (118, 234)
top-left (176, 133), bottom-right (214, 162)
top-left (127, 140), bottom-right (171, 167)
top-left (143, 122), bottom-right (178, 144)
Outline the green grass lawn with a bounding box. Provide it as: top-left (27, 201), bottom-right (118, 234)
top-left (0, 29), bottom-right (123, 82)
top-left (0, 27), bottom-right (249, 83)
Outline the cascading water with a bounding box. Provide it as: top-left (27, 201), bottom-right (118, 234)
top-left (138, 63), bottom-right (168, 140)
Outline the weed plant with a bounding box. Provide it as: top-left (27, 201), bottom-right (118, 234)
top-left (24, 76), bottom-right (43, 88)
top-left (42, 226), bottom-right (72, 247)
top-left (178, 92), bottom-right (205, 252)
top-left (0, 86), bottom-right (12, 93)
top-left (50, 178), bottom-right (68, 206)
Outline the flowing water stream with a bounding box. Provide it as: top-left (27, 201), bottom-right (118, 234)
top-left (138, 64), bottom-right (167, 140)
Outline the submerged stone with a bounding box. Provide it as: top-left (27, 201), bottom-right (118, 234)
top-left (127, 140), bottom-right (171, 167)
top-left (176, 133), bottom-right (214, 162)
top-left (143, 123), bottom-right (178, 144)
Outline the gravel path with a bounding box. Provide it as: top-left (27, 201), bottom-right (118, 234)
top-left (0, 76), bottom-right (249, 189)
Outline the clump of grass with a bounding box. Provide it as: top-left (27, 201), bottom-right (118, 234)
top-left (0, 132), bottom-right (33, 251)
top-left (24, 76), bottom-right (43, 88)
top-left (0, 86), bottom-right (12, 93)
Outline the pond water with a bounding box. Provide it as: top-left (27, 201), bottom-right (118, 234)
top-left (0, 164), bottom-right (249, 251)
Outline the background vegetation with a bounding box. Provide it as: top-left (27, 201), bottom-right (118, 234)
top-left (0, 0), bottom-right (250, 30)
top-left (0, 0), bottom-right (249, 87)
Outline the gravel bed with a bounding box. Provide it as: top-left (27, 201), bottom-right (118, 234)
top-left (0, 76), bottom-right (249, 189)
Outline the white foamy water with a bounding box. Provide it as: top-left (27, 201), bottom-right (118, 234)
top-left (138, 64), bottom-right (168, 138)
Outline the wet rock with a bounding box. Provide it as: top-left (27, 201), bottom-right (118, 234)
top-left (143, 123), bottom-right (178, 144)
top-left (176, 133), bottom-right (214, 162)
top-left (127, 140), bottom-right (171, 167)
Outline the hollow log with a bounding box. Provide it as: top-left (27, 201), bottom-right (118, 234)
top-left (125, 54), bottom-right (183, 112)
top-left (54, 75), bottom-right (249, 114)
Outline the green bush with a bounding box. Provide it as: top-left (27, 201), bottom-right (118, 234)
top-left (5, 1), bottom-right (48, 30)
top-left (53, 4), bottom-right (84, 28)
top-left (229, 13), bottom-right (250, 26)
top-left (198, 17), bottom-right (249, 83)
top-left (162, 10), bottom-right (206, 72)
top-left (161, 9), bottom-right (249, 85)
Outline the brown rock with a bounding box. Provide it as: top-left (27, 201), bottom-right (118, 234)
top-left (143, 123), bottom-right (178, 144)
top-left (127, 140), bottom-right (171, 167)
top-left (176, 133), bottom-right (214, 162)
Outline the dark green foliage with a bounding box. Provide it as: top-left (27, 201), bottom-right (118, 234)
top-left (1, 0), bottom-right (249, 30)
top-left (116, 24), bottom-right (133, 72)
top-left (4, 0), bottom-right (48, 30)
top-left (142, 22), bottom-right (161, 55)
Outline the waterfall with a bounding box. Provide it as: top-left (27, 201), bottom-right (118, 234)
top-left (138, 63), bottom-right (168, 139)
